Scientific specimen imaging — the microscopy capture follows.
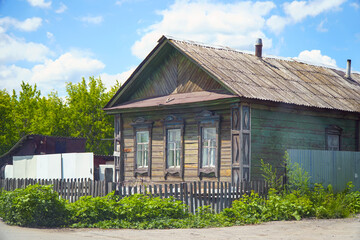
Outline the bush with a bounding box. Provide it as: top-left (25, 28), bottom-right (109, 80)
top-left (0, 184), bottom-right (68, 227)
top-left (67, 193), bottom-right (190, 228)
top-left (117, 194), bottom-right (189, 222)
top-left (263, 190), bottom-right (313, 221)
top-left (260, 159), bottom-right (283, 192)
top-left (221, 191), bottom-right (266, 224)
top-left (67, 192), bottom-right (120, 225)
top-left (284, 151), bottom-right (310, 194)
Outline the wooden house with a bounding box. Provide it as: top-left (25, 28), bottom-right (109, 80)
top-left (104, 36), bottom-right (360, 185)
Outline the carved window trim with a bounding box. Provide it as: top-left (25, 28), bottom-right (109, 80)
top-left (231, 103), bottom-right (251, 183)
top-left (196, 110), bottom-right (220, 178)
top-left (163, 115), bottom-right (184, 179)
top-left (131, 117), bottom-right (153, 177)
top-left (326, 125), bottom-right (342, 151)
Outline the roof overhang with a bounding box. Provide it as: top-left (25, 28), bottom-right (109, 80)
top-left (104, 91), bottom-right (238, 114)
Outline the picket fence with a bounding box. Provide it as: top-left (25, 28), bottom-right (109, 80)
top-left (0, 178), bottom-right (268, 213)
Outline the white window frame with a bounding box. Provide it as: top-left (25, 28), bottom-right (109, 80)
top-left (136, 131), bottom-right (149, 168)
top-left (196, 110), bottom-right (220, 178)
top-left (167, 129), bottom-right (181, 168)
top-left (131, 117), bottom-right (153, 177)
top-left (163, 115), bottom-right (184, 178)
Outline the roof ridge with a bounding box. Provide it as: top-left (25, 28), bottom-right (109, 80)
top-left (166, 35), bottom-right (360, 75)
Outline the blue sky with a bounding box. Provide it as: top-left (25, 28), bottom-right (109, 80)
top-left (1, 0), bottom-right (359, 96)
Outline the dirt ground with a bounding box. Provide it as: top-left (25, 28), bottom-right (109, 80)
top-left (0, 215), bottom-right (359, 240)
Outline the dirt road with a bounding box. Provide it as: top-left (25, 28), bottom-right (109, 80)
top-left (0, 215), bottom-right (359, 240)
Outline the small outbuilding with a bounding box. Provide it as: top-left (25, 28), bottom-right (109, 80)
top-left (0, 135), bottom-right (87, 178)
top-left (104, 36), bottom-right (360, 185)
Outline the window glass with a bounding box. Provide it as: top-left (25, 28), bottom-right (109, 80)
top-left (327, 134), bottom-right (339, 151)
top-left (136, 131), bottom-right (149, 167)
top-left (167, 129), bottom-right (181, 168)
top-left (202, 127), bottom-right (216, 167)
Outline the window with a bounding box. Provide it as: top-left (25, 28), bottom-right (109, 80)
top-left (201, 127), bottom-right (216, 167)
top-left (163, 115), bottom-right (184, 178)
top-left (131, 117), bottom-right (153, 177)
top-left (326, 125), bottom-right (342, 151)
top-left (167, 129), bottom-right (181, 168)
top-left (197, 110), bottom-right (220, 178)
top-left (136, 131), bottom-right (149, 168)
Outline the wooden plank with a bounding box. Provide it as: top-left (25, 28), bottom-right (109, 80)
top-left (169, 184), bottom-right (173, 198)
top-left (154, 185), bottom-right (158, 197)
top-left (180, 183), bottom-right (185, 204)
top-left (174, 184), bottom-right (179, 200)
top-left (198, 181), bottom-right (202, 209)
top-left (189, 183), bottom-right (194, 214)
top-left (159, 184), bottom-right (163, 198)
top-left (193, 182), bottom-right (198, 211)
top-left (203, 181), bottom-right (207, 206)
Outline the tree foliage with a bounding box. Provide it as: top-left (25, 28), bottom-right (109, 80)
top-left (0, 77), bottom-right (120, 156)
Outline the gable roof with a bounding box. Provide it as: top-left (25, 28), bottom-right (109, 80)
top-left (105, 36), bottom-right (360, 113)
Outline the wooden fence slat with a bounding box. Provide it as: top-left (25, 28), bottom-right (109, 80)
top-left (169, 184), bottom-right (173, 198)
top-left (198, 182), bottom-right (202, 209)
top-left (174, 184), bottom-right (178, 200)
top-left (180, 183), bottom-right (184, 204)
top-left (159, 185), bottom-right (163, 198)
top-left (189, 183), bottom-right (194, 214)
top-left (193, 182), bottom-right (198, 212)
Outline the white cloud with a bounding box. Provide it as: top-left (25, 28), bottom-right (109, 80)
top-left (0, 51), bottom-right (105, 95)
top-left (100, 67), bottom-right (136, 90)
top-left (295, 49), bottom-right (337, 68)
top-left (0, 65), bottom-right (32, 93)
top-left (79, 16), bottom-right (104, 25)
top-left (132, 0), bottom-right (275, 59)
top-left (31, 51), bottom-right (105, 86)
top-left (115, 0), bottom-right (128, 6)
top-left (266, 15), bottom-right (289, 34)
top-left (317, 18), bottom-right (328, 32)
top-left (266, 0), bottom-right (346, 34)
top-left (46, 32), bottom-right (53, 39)
top-left (0, 17), bottom-right (42, 32)
top-left (350, 2), bottom-right (360, 9)
top-left (55, 2), bottom-right (67, 14)
top-left (0, 32), bottom-right (51, 63)
top-left (27, 0), bottom-right (51, 8)
top-left (283, 0), bottom-right (346, 23)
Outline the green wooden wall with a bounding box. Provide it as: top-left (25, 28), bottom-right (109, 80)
top-left (250, 104), bottom-right (358, 179)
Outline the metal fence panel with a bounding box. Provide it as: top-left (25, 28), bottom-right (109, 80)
top-left (288, 149), bottom-right (360, 192)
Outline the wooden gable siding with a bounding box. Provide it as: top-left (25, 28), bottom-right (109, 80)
top-left (120, 103), bottom-right (233, 184)
top-left (129, 51), bottom-right (228, 101)
top-left (250, 104), bottom-right (359, 180)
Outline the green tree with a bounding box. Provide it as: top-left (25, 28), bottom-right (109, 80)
top-left (0, 89), bottom-right (17, 155)
top-left (32, 92), bottom-right (70, 137)
top-left (66, 76), bottom-right (115, 154)
top-left (0, 78), bottom-right (120, 156)
top-left (11, 82), bottom-right (42, 137)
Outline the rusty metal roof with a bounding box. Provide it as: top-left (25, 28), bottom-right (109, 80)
top-left (168, 38), bottom-right (360, 113)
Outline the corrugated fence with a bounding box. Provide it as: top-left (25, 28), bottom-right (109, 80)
top-left (287, 149), bottom-right (360, 192)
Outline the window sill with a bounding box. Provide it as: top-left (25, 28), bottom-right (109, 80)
top-left (165, 167), bottom-right (181, 176)
top-left (135, 168), bottom-right (149, 176)
top-left (199, 167), bottom-right (216, 176)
